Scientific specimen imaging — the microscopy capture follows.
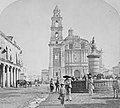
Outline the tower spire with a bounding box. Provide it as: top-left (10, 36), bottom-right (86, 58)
top-left (53, 5), bottom-right (60, 17)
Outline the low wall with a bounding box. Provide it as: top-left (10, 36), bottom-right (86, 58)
top-left (71, 79), bottom-right (113, 93)
top-left (71, 80), bottom-right (88, 93)
top-left (93, 79), bottom-right (113, 92)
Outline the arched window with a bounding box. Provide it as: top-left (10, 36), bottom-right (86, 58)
top-left (10, 55), bottom-right (12, 61)
top-left (55, 32), bottom-right (58, 38)
top-left (6, 47), bottom-right (8, 59)
top-left (55, 20), bottom-right (58, 27)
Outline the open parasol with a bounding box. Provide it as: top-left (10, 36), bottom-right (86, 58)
top-left (63, 75), bottom-right (71, 79)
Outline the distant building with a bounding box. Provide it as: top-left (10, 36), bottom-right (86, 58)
top-left (113, 62), bottom-right (120, 76)
top-left (102, 69), bottom-right (113, 77)
top-left (41, 69), bottom-right (49, 83)
top-left (0, 31), bottom-right (23, 88)
top-left (20, 72), bottom-right (26, 80)
top-left (48, 6), bottom-right (102, 79)
top-left (19, 67), bottom-right (27, 80)
top-left (27, 74), bottom-right (40, 82)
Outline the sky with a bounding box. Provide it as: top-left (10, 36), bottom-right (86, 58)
top-left (0, 0), bottom-right (120, 75)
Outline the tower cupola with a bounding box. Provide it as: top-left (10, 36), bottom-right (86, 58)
top-left (68, 28), bottom-right (73, 36)
top-left (50, 6), bottom-right (63, 43)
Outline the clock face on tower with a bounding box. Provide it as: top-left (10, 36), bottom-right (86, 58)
top-left (73, 52), bottom-right (80, 63)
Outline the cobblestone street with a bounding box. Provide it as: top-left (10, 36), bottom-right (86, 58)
top-left (0, 84), bottom-right (49, 108)
top-left (39, 91), bottom-right (120, 108)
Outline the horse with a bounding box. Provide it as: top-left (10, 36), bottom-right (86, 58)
top-left (27, 81), bottom-right (32, 87)
top-left (16, 80), bottom-right (27, 88)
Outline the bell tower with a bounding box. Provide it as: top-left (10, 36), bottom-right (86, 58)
top-left (50, 5), bottom-right (63, 44)
top-left (49, 6), bottom-right (63, 79)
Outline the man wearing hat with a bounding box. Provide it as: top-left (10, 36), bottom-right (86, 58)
top-left (64, 78), bottom-right (72, 101)
top-left (58, 82), bottom-right (66, 105)
top-left (88, 75), bottom-right (94, 96)
top-left (112, 77), bottom-right (119, 98)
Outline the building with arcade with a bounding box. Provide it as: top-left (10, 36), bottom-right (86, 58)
top-left (0, 31), bottom-right (23, 88)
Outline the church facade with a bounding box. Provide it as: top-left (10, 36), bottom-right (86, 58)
top-left (49, 6), bottom-right (102, 79)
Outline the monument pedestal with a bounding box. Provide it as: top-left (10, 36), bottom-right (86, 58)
top-left (87, 54), bottom-right (100, 76)
top-left (87, 37), bottom-right (100, 76)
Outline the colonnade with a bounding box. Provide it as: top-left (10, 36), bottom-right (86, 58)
top-left (0, 63), bottom-right (21, 88)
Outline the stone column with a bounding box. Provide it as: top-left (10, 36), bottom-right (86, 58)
top-left (0, 63), bottom-right (2, 86)
top-left (16, 69), bottom-right (18, 81)
top-left (2, 65), bottom-right (6, 88)
top-left (13, 68), bottom-right (15, 87)
top-left (6, 66), bottom-right (10, 87)
top-left (15, 68), bottom-right (16, 87)
top-left (13, 68), bottom-right (16, 87)
top-left (16, 68), bottom-right (18, 87)
top-left (18, 69), bottom-right (20, 80)
top-left (11, 67), bottom-right (13, 87)
top-left (9, 66), bottom-right (11, 87)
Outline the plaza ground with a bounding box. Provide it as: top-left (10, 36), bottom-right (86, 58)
top-left (0, 85), bottom-right (49, 108)
top-left (39, 91), bottom-right (120, 108)
top-left (0, 85), bottom-right (120, 108)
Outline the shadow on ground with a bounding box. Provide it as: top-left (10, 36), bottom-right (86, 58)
top-left (65, 97), bottom-right (120, 108)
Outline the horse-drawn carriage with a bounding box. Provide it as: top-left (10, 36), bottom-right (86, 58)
top-left (16, 80), bottom-right (27, 87)
top-left (16, 80), bottom-right (32, 87)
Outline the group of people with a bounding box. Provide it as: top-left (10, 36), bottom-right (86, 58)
top-left (88, 75), bottom-right (120, 98)
top-left (49, 75), bottom-right (120, 105)
top-left (50, 75), bottom-right (95, 97)
top-left (50, 77), bottom-right (72, 102)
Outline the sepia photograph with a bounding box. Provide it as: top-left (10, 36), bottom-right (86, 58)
top-left (0, 0), bottom-right (120, 108)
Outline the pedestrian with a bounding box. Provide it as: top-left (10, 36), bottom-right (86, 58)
top-left (50, 78), bottom-right (54, 93)
top-left (35, 81), bottom-right (37, 86)
top-left (64, 78), bottom-right (72, 101)
top-left (58, 83), bottom-right (66, 105)
top-left (88, 76), bottom-right (94, 96)
top-left (112, 77), bottom-right (119, 99)
top-left (55, 77), bottom-right (60, 92)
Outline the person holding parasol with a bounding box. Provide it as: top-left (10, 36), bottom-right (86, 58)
top-left (63, 75), bottom-right (72, 101)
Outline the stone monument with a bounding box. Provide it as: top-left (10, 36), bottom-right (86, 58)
top-left (87, 37), bottom-right (100, 76)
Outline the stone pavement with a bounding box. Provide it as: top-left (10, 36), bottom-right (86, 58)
top-left (0, 84), bottom-right (49, 108)
top-left (39, 91), bottom-right (120, 108)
